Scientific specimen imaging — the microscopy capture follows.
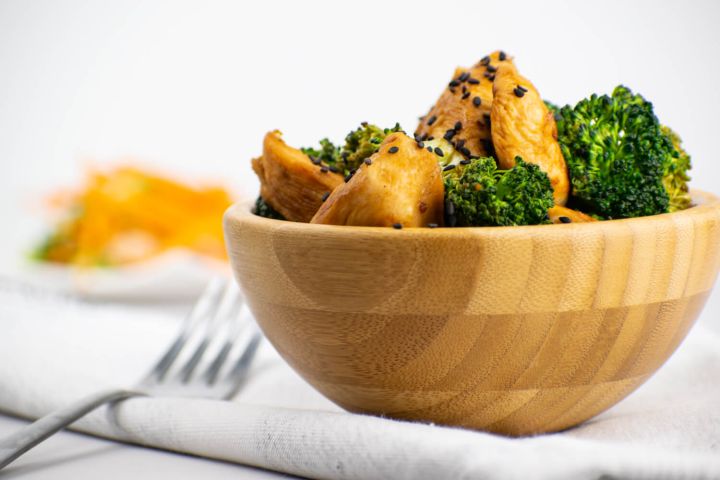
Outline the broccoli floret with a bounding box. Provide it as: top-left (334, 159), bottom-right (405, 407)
top-left (544, 100), bottom-right (560, 112)
top-left (443, 156), bottom-right (554, 227)
top-left (544, 100), bottom-right (562, 123)
top-left (342, 122), bottom-right (402, 172)
top-left (301, 123), bottom-right (402, 174)
top-left (301, 138), bottom-right (340, 167)
top-left (661, 126), bottom-right (692, 212)
top-left (556, 85), bottom-right (690, 219)
top-left (253, 196), bottom-right (285, 220)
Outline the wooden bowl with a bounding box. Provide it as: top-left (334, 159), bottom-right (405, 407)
top-left (224, 190), bottom-right (720, 435)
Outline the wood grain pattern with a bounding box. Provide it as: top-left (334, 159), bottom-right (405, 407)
top-left (224, 191), bottom-right (720, 435)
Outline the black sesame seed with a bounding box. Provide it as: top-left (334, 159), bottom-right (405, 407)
top-left (473, 96), bottom-right (482, 107)
top-left (414, 133), bottom-right (422, 142)
top-left (459, 71), bottom-right (470, 82)
top-left (488, 74), bottom-right (495, 81)
top-left (426, 136), bottom-right (434, 141)
top-left (328, 165), bottom-right (340, 173)
top-left (309, 156), bottom-right (321, 165)
top-left (486, 64), bottom-right (497, 73)
top-left (427, 115), bottom-right (437, 126)
top-left (513, 87), bottom-right (525, 98)
top-left (388, 146), bottom-right (399, 154)
top-left (443, 129), bottom-right (456, 141)
top-left (462, 91), bottom-right (470, 99)
top-left (459, 159), bottom-right (471, 165)
top-left (320, 166), bottom-right (329, 173)
top-left (434, 147), bottom-right (444, 157)
top-left (499, 51), bottom-right (507, 61)
top-left (480, 56), bottom-right (490, 66)
top-left (427, 223), bottom-right (438, 229)
top-left (364, 158), bottom-right (372, 165)
top-left (460, 146), bottom-right (472, 157)
top-left (392, 223), bottom-right (403, 230)
top-left (454, 121), bottom-right (462, 131)
top-left (559, 216), bottom-right (572, 224)
top-left (427, 146), bottom-right (433, 153)
top-left (517, 85), bottom-right (528, 92)
top-left (449, 79), bottom-right (460, 88)
top-left (468, 78), bottom-right (480, 85)
top-left (456, 139), bottom-right (466, 148)
top-left (449, 87), bottom-right (456, 94)
top-left (462, 85), bottom-right (467, 94)
top-left (417, 140), bottom-right (425, 148)
top-left (321, 191), bottom-right (330, 201)
top-left (443, 164), bottom-right (456, 172)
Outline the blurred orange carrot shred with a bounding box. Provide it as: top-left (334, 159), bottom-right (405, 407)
top-left (34, 166), bottom-right (234, 266)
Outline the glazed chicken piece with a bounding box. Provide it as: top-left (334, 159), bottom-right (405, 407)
top-left (311, 133), bottom-right (444, 228)
top-left (252, 131), bottom-right (344, 222)
top-left (490, 64), bottom-right (569, 206)
top-left (548, 205), bottom-right (597, 224)
top-left (415, 51), bottom-right (514, 159)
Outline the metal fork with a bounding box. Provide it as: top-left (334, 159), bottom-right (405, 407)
top-left (0, 277), bottom-right (262, 470)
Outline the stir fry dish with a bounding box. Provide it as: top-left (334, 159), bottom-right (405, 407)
top-left (252, 51), bottom-right (691, 228)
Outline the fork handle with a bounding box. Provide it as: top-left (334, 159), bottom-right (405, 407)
top-left (0, 389), bottom-right (140, 470)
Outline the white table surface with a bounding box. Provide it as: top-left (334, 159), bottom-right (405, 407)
top-left (1, 0), bottom-right (719, 478)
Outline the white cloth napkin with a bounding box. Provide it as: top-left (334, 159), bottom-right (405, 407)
top-left (1, 277), bottom-right (719, 480)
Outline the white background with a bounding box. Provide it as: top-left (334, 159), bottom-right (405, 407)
top-left (1, 0), bottom-right (719, 478)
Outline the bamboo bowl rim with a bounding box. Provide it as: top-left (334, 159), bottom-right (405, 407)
top-left (226, 189), bottom-right (719, 236)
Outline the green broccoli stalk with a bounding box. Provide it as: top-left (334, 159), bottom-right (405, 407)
top-left (661, 126), bottom-right (692, 212)
top-left (443, 156), bottom-right (555, 227)
top-left (301, 122), bottom-right (402, 175)
top-left (253, 196), bottom-right (285, 220)
top-left (555, 85), bottom-right (691, 219)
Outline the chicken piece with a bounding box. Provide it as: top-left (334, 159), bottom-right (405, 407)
top-left (490, 64), bottom-right (569, 206)
top-left (548, 206), bottom-right (597, 224)
top-left (311, 133), bottom-right (444, 228)
top-left (252, 131), bottom-right (343, 222)
top-left (415, 51), bottom-right (514, 159)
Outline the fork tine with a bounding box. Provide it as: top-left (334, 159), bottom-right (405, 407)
top-left (144, 278), bottom-right (225, 383)
top-left (203, 297), bottom-right (248, 385)
top-left (178, 282), bottom-right (241, 383)
top-left (221, 326), bottom-right (263, 399)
